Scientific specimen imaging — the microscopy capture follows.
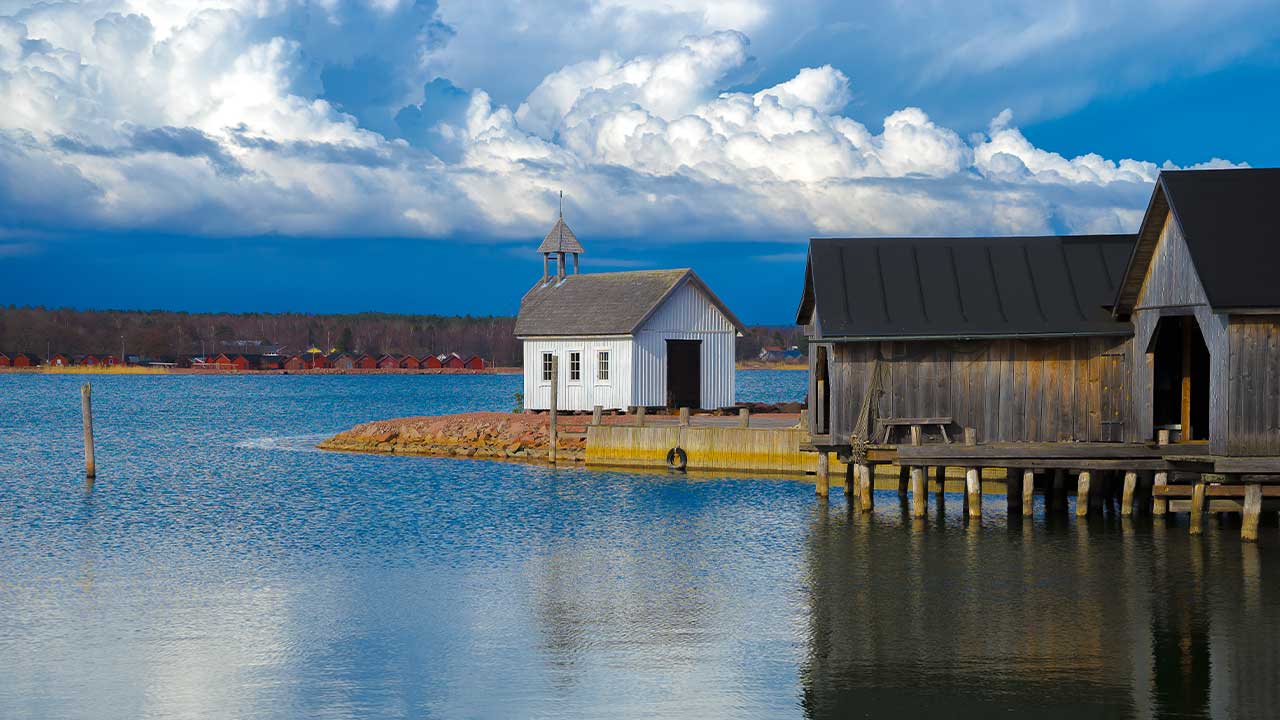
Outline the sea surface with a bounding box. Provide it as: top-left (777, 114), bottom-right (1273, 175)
top-left (0, 370), bottom-right (1275, 719)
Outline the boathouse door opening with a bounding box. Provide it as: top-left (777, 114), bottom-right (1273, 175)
top-left (666, 340), bottom-right (702, 409)
top-left (815, 346), bottom-right (830, 435)
top-left (1151, 315), bottom-right (1210, 442)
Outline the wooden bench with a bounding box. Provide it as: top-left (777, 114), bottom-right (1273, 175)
top-left (876, 417), bottom-right (954, 445)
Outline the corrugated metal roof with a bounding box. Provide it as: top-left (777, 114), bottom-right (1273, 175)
top-left (799, 235), bottom-right (1135, 339)
top-left (516, 268), bottom-right (744, 336)
top-left (1124, 168), bottom-right (1280, 310)
top-left (537, 217), bottom-right (584, 254)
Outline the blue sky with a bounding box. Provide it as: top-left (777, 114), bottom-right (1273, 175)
top-left (0, 1), bottom-right (1277, 325)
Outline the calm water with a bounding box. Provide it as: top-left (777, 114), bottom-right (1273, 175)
top-left (0, 371), bottom-right (1275, 719)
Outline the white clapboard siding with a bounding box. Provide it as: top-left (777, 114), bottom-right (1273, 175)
top-left (522, 338), bottom-right (633, 411)
top-left (632, 278), bottom-right (737, 409)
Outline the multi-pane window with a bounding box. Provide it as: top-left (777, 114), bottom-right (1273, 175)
top-left (541, 352), bottom-right (554, 382)
top-left (569, 351), bottom-right (581, 381)
top-left (597, 350), bottom-right (610, 381)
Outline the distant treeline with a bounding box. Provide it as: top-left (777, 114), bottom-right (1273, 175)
top-left (0, 306), bottom-right (807, 366)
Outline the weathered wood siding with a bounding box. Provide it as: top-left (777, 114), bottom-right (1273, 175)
top-left (1227, 316), bottom-right (1280, 455)
top-left (1128, 211), bottom-right (1231, 450)
top-left (819, 336), bottom-right (1133, 444)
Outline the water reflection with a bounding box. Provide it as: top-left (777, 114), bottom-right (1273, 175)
top-left (801, 494), bottom-right (1278, 719)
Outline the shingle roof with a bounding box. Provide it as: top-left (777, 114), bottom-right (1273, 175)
top-left (1114, 168), bottom-right (1280, 312)
top-left (798, 235), bottom-right (1135, 340)
top-left (516, 268), bottom-right (745, 336)
top-left (537, 217), bottom-right (584, 254)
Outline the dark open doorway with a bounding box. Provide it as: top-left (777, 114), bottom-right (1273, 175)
top-left (815, 346), bottom-right (830, 434)
top-left (666, 340), bottom-right (701, 409)
top-left (1151, 316), bottom-right (1210, 442)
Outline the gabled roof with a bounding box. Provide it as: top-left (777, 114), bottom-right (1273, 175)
top-left (1114, 168), bottom-right (1280, 313)
top-left (797, 235), bottom-right (1135, 340)
top-left (516, 268), bottom-right (746, 337)
top-left (537, 217), bottom-right (584, 254)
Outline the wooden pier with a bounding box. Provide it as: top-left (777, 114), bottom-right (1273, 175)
top-left (816, 434), bottom-right (1280, 542)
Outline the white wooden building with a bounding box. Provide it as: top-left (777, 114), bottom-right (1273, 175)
top-left (515, 214), bottom-right (745, 411)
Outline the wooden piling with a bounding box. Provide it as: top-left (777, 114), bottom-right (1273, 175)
top-left (816, 452), bottom-right (830, 497)
top-left (738, 407), bottom-right (750, 428)
top-left (910, 466), bottom-right (927, 518)
top-left (898, 465), bottom-right (909, 498)
top-left (548, 356), bottom-right (558, 465)
top-left (1153, 429), bottom-right (1170, 516)
top-left (1021, 469), bottom-right (1034, 517)
top-left (1052, 469), bottom-right (1067, 513)
top-left (679, 407), bottom-right (690, 427)
top-left (1190, 479), bottom-right (1207, 535)
top-left (592, 405), bottom-right (603, 426)
top-left (1076, 471), bottom-right (1091, 517)
top-left (81, 382), bottom-right (96, 479)
top-left (858, 463), bottom-right (873, 511)
top-left (1121, 471), bottom-right (1138, 517)
top-left (1152, 472), bottom-right (1169, 516)
top-left (635, 406), bottom-right (646, 427)
top-left (844, 461), bottom-right (855, 499)
top-left (966, 467), bottom-right (981, 518)
top-left (1005, 468), bottom-right (1019, 512)
top-left (1242, 484), bottom-right (1263, 542)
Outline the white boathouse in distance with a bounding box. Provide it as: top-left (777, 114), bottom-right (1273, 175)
top-left (516, 214), bottom-right (746, 412)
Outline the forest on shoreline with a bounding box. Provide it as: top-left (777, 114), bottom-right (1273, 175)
top-left (0, 306), bottom-right (806, 367)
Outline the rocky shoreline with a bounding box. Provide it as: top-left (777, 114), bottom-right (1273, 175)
top-left (317, 411), bottom-right (611, 463)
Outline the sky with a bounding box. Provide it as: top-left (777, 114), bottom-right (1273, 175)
top-left (0, 1), bottom-right (1277, 325)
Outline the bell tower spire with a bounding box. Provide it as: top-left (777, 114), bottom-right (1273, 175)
top-left (538, 191), bottom-right (584, 282)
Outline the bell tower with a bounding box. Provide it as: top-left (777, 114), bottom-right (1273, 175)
top-left (539, 191), bottom-right (584, 282)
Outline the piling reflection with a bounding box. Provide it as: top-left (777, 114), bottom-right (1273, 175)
top-left (801, 496), bottom-right (1280, 719)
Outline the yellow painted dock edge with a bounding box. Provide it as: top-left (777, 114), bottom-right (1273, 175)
top-left (586, 425), bottom-right (846, 475)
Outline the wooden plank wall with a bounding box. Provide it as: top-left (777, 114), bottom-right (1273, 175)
top-left (829, 336), bottom-right (1132, 445)
top-left (1227, 316), bottom-right (1280, 455)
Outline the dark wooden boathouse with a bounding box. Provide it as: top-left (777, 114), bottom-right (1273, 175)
top-left (797, 167), bottom-right (1280, 541)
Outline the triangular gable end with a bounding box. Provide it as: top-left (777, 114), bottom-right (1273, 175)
top-left (634, 271), bottom-right (746, 335)
top-left (1130, 209), bottom-right (1212, 314)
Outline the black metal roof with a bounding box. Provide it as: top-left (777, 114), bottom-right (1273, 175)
top-left (516, 268), bottom-right (745, 337)
top-left (798, 234), bottom-right (1135, 340)
top-left (1117, 168), bottom-right (1280, 311)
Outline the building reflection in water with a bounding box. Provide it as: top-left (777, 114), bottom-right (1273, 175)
top-left (800, 495), bottom-right (1279, 719)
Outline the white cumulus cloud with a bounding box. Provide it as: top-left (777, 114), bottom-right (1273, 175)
top-left (0, 1), bottom-right (1251, 246)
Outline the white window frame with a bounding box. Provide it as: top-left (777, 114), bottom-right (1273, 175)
top-left (567, 350), bottom-right (582, 384)
top-left (595, 348), bottom-right (611, 384)
top-left (540, 351), bottom-right (554, 384)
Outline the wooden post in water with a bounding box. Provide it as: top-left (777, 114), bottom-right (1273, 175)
top-left (81, 382), bottom-right (96, 480)
top-left (1242, 483), bottom-right (1263, 542)
top-left (1052, 469), bottom-right (1067, 513)
top-left (1021, 469), bottom-right (1035, 517)
top-left (591, 404), bottom-right (603, 426)
top-left (843, 461), bottom-right (855, 500)
top-left (1006, 468), bottom-right (1020, 513)
top-left (548, 356), bottom-right (558, 465)
top-left (739, 407), bottom-right (750, 428)
top-left (897, 466), bottom-right (909, 498)
top-left (635, 406), bottom-right (646, 427)
top-left (966, 467), bottom-right (982, 519)
top-left (1121, 471), bottom-right (1138, 517)
top-left (1152, 472), bottom-right (1169, 516)
top-left (1189, 477), bottom-right (1207, 535)
top-left (679, 407), bottom-right (690, 427)
top-left (816, 452), bottom-right (830, 497)
top-left (1076, 471), bottom-right (1092, 517)
top-left (858, 463), bottom-right (873, 511)
top-left (1153, 429), bottom-right (1170, 516)
top-left (910, 466), bottom-right (927, 518)
top-left (963, 428), bottom-right (980, 519)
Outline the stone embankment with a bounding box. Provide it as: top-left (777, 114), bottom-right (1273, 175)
top-left (317, 412), bottom-right (625, 463)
